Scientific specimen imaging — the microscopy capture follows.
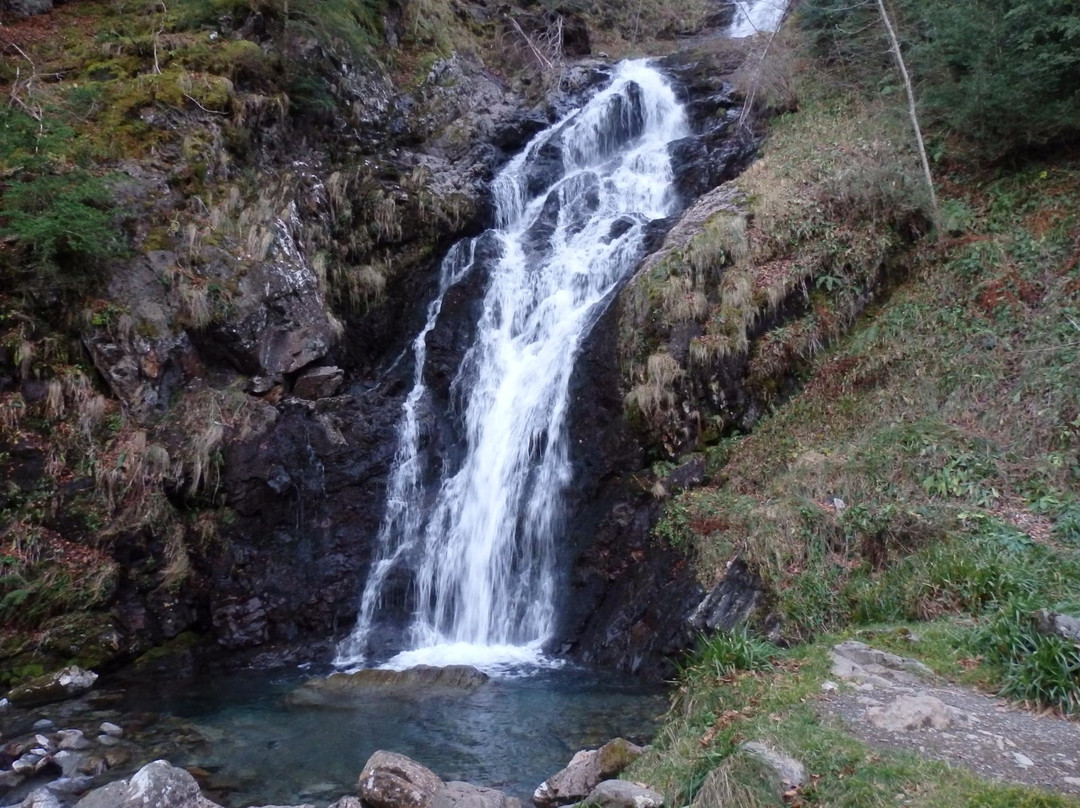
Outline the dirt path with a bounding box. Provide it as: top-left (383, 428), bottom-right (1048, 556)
top-left (820, 641), bottom-right (1080, 795)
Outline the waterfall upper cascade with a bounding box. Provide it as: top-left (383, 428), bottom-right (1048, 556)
top-left (335, 61), bottom-right (688, 671)
top-left (728, 0), bottom-right (790, 37)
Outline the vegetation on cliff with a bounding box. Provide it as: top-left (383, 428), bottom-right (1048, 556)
top-left (628, 0), bottom-right (1080, 804)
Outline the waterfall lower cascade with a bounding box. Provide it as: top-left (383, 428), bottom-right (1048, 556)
top-left (335, 61), bottom-right (687, 671)
top-left (728, 0), bottom-right (790, 37)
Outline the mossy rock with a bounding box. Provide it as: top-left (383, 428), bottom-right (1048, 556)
top-left (5, 665), bottom-right (98, 708)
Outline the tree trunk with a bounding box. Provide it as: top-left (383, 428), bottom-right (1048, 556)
top-left (876, 0), bottom-right (940, 232)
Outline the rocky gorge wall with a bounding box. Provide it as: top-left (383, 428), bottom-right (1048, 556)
top-left (1, 0), bottom-right (921, 684)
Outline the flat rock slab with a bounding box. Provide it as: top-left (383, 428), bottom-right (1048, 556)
top-left (822, 648), bottom-right (1080, 796)
top-left (866, 694), bottom-right (967, 731)
top-left (289, 665), bottom-right (490, 706)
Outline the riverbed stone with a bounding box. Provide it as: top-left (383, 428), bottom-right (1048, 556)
top-left (73, 759), bottom-right (223, 808)
top-left (581, 780), bottom-right (664, 808)
top-left (327, 798), bottom-right (363, 808)
top-left (358, 750), bottom-right (444, 808)
top-left (5, 666), bottom-right (98, 708)
top-left (99, 722), bottom-right (123, 738)
top-left (533, 738), bottom-right (644, 808)
top-left (58, 729), bottom-right (92, 751)
top-left (19, 788), bottom-right (63, 808)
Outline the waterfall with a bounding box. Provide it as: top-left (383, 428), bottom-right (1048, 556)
top-left (335, 61), bottom-right (687, 671)
top-left (728, 0), bottom-right (789, 37)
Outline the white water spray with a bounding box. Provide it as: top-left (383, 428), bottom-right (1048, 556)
top-left (335, 61), bottom-right (687, 671)
top-left (728, 0), bottom-right (789, 37)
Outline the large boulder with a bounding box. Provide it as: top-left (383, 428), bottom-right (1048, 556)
top-left (532, 738), bottom-right (644, 808)
top-left (5, 666), bottom-right (98, 708)
top-left (358, 751), bottom-right (444, 808)
top-left (289, 665), bottom-right (490, 706)
top-left (73, 760), bottom-right (222, 808)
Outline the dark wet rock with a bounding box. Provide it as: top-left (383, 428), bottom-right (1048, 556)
top-left (582, 781), bottom-right (663, 808)
top-left (687, 559), bottom-right (767, 633)
top-left (1, 0), bottom-right (53, 17)
top-left (358, 751), bottom-right (443, 808)
top-left (524, 139), bottom-right (565, 199)
top-left (293, 366), bottom-right (345, 400)
top-left (532, 738), bottom-right (643, 808)
top-left (6, 667), bottom-right (98, 709)
top-left (73, 760), bottom-right (222, 808)
top-left (289, 665), bottom-right (489, 706)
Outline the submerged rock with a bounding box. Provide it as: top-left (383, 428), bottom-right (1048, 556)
top-left (533, 738), bottom-right (644, 808)
top-left (73, 759), bottom-right (222, 808)
top-left (6, 667), bottom-right (98, 708)
top-left (289, 665), bottom-right (489, 705)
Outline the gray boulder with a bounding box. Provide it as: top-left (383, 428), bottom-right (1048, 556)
top-left (533, 738), bottom-right (644, 808)
top-left (358, 750), bottom-right (444, 808)
top-left (740, 741), bottom-right (806, 787)
top-left (1036, 610), bottom-right (1080, 642)
top-left (581, 780), bottom-right (663, 808)
top-left (6, 666), bottom-right (98, 708)
top-left (433, 781), bottom-right (521, 808)
top-left (73, 760), bottom-right (223, 808)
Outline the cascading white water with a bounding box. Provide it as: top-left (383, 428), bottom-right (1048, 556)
top-left (728, 0), bottom-right (789, 37)
top-left (335, 61), bottom-right (687, 671)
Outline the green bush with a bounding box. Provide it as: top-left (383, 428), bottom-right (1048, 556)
top-left (0, 108), bottom-right (123, 294)
top-left (978, 602), bottom-right (1080, 714)
top-left (691, 628), bottom-right (780, 678)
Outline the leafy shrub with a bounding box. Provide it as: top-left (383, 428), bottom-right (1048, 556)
top-left (692, 628), bottom-right (780, 678)
top-left (978, 602), bottom-right (1080, 714)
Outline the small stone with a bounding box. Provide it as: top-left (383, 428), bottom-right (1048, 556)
top-left (1013, 753), bottom-right (1034, 769)
top-left (78, 755), bottom-right (108, 776)
top-left (99, 722), bottom-right (123, 738)
top-left (58, 729), bottom-right (92, 751)
top-left (53, 749), bottom-right (84, 777)
top-left (96, 734), bottom-right (121, 746)
top-left (12, 756), bottom-right (38, 774)
top-left (1064, 776), bottom-right (1080, 787)
top-left (16, 787), bottom-right (63, 808)
top-left (34, 734), bottom-right (55, 751)
top-left (103, 747), bottom-right (131, 768)
top-left (0, 697), bottom-right (9, 713)
top-left (32, 719), bottom-right (55, 730)
top-left (821, 681), bottom-right (838, 693)
top-left (47, 775), bottom-right (95, 795)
